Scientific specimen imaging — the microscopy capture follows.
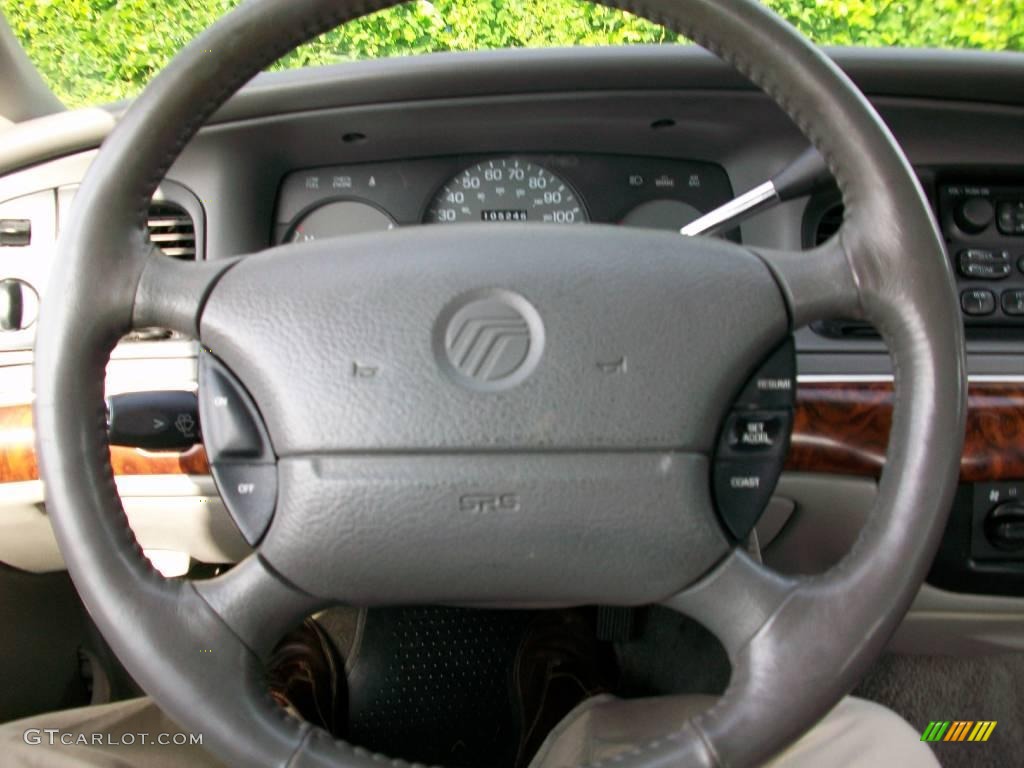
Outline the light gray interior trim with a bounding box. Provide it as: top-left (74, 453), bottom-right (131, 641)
top-left (0, 153), bottom-right (203, 353)
top-left (0, 110), bottom-right (113, 176)
top-left (0, 354), bottom-right (197, 406)
top-left (894, 584), bottom-right (1024, 655)
top-left (0, 13), bottom-right (64, 123)
top-left (762, 473), bottom-right (878, 576)
top-left (0, 475), bottom-right (247, 573)
top-left (210, 46), bottom-right (1024, 125)
top-left (764, 473), bottom-right (1024, 655)
top-left (1, 46), bottom-right (1023, 187)
top-left (8, 469), bottom-right (1023, 655)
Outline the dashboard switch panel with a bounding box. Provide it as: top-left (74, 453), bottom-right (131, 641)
top-left (712, 337), bottom-right (795, 540)
top-left (940, 183), bottom-right (1024, 326)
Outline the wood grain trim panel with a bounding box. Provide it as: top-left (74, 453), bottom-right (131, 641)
top-left (786, 380), bottom-right (1024, 482)
top-left (2, 382), bottom-right (1024, 485)
top-left (786, 382), bottom-right (892, 478)
top-left (0, 403), bottom-right (209, 484)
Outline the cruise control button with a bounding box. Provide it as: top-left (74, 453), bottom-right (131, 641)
top-left (713, 460), bottom-right (781, 540)
top-left (212, 463), bottom-right (277, 545)
top-left (735, 337), bottom-right (796, 409)
top-left (961, 289), bottom-right (996, 316)
top-left (730, 413), bottom-right (787, 452)
top-left (202, 369), bottom-right (263, 459)
top-left (198, 352), bottom-right (274, 463)
top-left (720, 410), bottom-right (792, 457)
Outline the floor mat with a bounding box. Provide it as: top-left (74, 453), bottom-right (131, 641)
top-left (854, 653), bottom-right (1024, 768)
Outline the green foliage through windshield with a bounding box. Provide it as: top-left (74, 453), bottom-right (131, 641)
top-left (4, 0), bottom-right (1023, 108)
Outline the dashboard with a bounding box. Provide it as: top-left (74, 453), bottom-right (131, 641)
top-left (2, 45), bottom-right (1024, 655)
top-left (274, 153), bottom-right (734, 242)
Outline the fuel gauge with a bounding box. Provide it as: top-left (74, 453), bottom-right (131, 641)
top-left (288, 200), bottom-right (396, 242)
top-left (620, 199), bottom-right (701, 232)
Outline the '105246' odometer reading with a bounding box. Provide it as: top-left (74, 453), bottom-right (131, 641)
top-left (425, 158), bottom-right (587, 225)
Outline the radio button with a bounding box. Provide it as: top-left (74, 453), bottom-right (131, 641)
top-left (1002, 290), bottom-right (1024, 316)
top-left (961, 289), bottom-right (996, 316)
top-left (997, 201), bottom-right (1024, 235)
top-left (958, 249), bottom-right (1010, 280)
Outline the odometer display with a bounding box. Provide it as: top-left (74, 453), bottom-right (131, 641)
top-left (426, 158), bottom-right (587, 225)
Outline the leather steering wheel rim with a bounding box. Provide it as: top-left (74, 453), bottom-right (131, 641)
top-left (34, 1), bottom-right (966, 766)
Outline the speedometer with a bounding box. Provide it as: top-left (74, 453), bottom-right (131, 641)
top-left (425, 158), bottom-right (587, 225)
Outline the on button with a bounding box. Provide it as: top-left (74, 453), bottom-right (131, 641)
top-left (203, 370), bottom-right (263, 459)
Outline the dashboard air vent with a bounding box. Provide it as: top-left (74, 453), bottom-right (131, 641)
top-left (146, 202), bottom-right (196, 259)
top-left (814, 202), bottom-right (844, 245)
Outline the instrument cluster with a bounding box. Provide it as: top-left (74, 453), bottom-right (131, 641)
top-left (274, 153), bottom-right (735, 244)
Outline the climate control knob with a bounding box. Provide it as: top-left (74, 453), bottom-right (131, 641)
top-left (985, 501), bottom-right (1024, 552)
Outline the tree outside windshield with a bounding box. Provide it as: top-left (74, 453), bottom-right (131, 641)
top-left (3, 0), bottom-right (1023, 108)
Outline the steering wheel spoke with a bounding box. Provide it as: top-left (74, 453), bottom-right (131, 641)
top-left (664, 549), bottom-right (799, 659)
top-left (132, 249), bottom-right (239, 337)
top-left (751, 236), bottom-right (863, 330)
top-left (195, 554), bottom-right (327, 659)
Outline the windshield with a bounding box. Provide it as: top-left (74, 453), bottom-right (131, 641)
top-left (4, 0), bottom-right (1023, 109)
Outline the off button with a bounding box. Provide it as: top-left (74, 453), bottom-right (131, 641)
top-left (211, 463), bottom-right (277, 546)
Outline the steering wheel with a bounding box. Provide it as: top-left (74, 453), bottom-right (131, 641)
top-left (34, 0), bottom-right (966, 765)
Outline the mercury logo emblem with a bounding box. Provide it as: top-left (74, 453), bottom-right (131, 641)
top-left (435, 289), bottom-right (545, 392)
